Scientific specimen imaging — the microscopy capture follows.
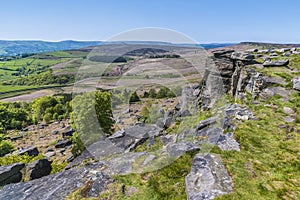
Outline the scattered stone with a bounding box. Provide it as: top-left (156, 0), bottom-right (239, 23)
top-left (278, 48), bottom-right (290, 53)
top-left (60, 122), bottom-right (65, 128)
top-left (0, 163), bottom-right (25, 186)
top-left (292, 77), bottom-right (300, 91)
top-left (185, 154), bottom-right (233, 200)
top-left (10, 135), bottom-right (23, 142)
top-left (175, 103), bottom-right (181, 111)
top-left (283, 116), bottom-right (295, 123)
top-left (270, 53), bottom-right (278, 57)
top-left (260, 87), bottom-right (291, 100)
top-left (196, 117), bottom-right (217, 131)
top-left (55, 139), bottom-right (72, 148)
top-left (52, 130), bottom-right (59, 135)
top-left (108, 129), bottom-right (126, 139)
top-left (193, 88), bottom-right (201, 96)
top-left (258, 49), bottom-right (270, 54)
top-left (231, 52), bottom-right (255, 62)
top-left (217, 133), bottom-right (240, 151)
top-left (283, 107), bottom-right (294, 115)
top-left (263, 59), bottom-right (289, 67)
top-left (62, 128), bottom-right (75, 138)
top-left (44, 152), bottom-right (56, 158)
top-left (18, 146), bottom-right (39, 157)
top-left (25, 159), bottom-right (52, 180)
top-left (291, 47), bottom-right (297, 52)
top-left (246, 48), bottom-right (258, 53)
top-left (125, 186), bottom-right (138, 196)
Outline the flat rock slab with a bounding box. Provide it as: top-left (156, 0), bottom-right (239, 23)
top-left (0, 164), bottom-right (112, 200)
top-left (185, 153), bottom-right (233, 200)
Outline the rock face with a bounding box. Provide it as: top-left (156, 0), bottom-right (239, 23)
top-left (0, 163), bottom-right (25, 186)
top-left (25, 159), bottom-right (52, 181)
top-left (201, 49), bottom-right (258, 109)
top-left (263, 59), bottom-right (289, 67)
top-left (185, 154), bottom-right (233, 200)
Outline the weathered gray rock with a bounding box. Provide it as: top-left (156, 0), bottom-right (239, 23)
top-left (44, 151), bottom-right (56, 158)
top-left (260, 87), bottom-right (292, 100)
top-left (283, 107), bottom-right (294, 115)
top-left (18, 146), bottom-right (39, 157)
top-left (185, 154), bottom-right (233, 200)
top-left (0, 165), bottom-right (113, 200)
top-left (263, 76), bottom-right (287, 86)
top-left (0, 163), bottom-right (25, 186)
top-left (292, 77), bottom-right (300, 91)
top-left (25, 159), bottom-right (52, 180)
top-left (55, 139), bottom-right (72, 148)
top-left (108, 129), bottom-right (125, 139)
top-left (62, 128), bottom-right (75, 138)
top-left (278, 48), bottom-right (290, 53)
top-left (231, 52), bottom-right (255, 62)
top-left (217, 132), bottom-right (240, 151)
top-left (263, 59), bottom-right (289, 67)
top-left (283, 116), bottom-right (295, 123)
top-left (196, 117), bottom-right (217, 131)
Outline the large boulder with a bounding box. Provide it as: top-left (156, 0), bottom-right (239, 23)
top-left (25, 159), bottom-right (52, 181)
top-left (185, 154), bottom-right (233, 200)
top-left (263, 59), bottom-right (289, 67)
top-left (0, 163), bottom-right (25, 186)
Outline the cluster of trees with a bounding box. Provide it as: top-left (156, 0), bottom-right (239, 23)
top-left (148, 54), bottom-right (180, 59)
top-left (31, 95), bottom-right (72, 124)
top-left (3, 71), bottom-right (74, 86)
top-left (0, 95), bottom-right (72, 133)
top-left (144, 87), bottom-right (177, 99)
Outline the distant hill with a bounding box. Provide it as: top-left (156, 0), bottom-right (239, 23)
top-left (240, 42), bottom-right (300, 48)
top-left (0, 40), bottom-right (235, 56)
top-left (0, 40), bottom-right (102, 56)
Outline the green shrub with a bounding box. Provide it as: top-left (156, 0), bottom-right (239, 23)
top-left (0, 140), bottom-right (14, 156)
top-left (0, 154), bottom-right (44, 166)
top-left (129, 91), bottom-right (140, 103)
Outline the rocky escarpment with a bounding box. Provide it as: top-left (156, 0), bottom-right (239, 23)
top-left (201, 49), bottom-right (264, 108)
top-left (1, 47), bottom-right (291, 200)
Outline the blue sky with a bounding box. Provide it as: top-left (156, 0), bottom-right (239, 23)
top-left (1, 0), bottom-right (300, 43)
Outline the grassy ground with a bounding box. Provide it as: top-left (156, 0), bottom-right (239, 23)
top-left (214, 93), bottom-right (300, 200)
top-left (0, 85), bottom-right (68, 99)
